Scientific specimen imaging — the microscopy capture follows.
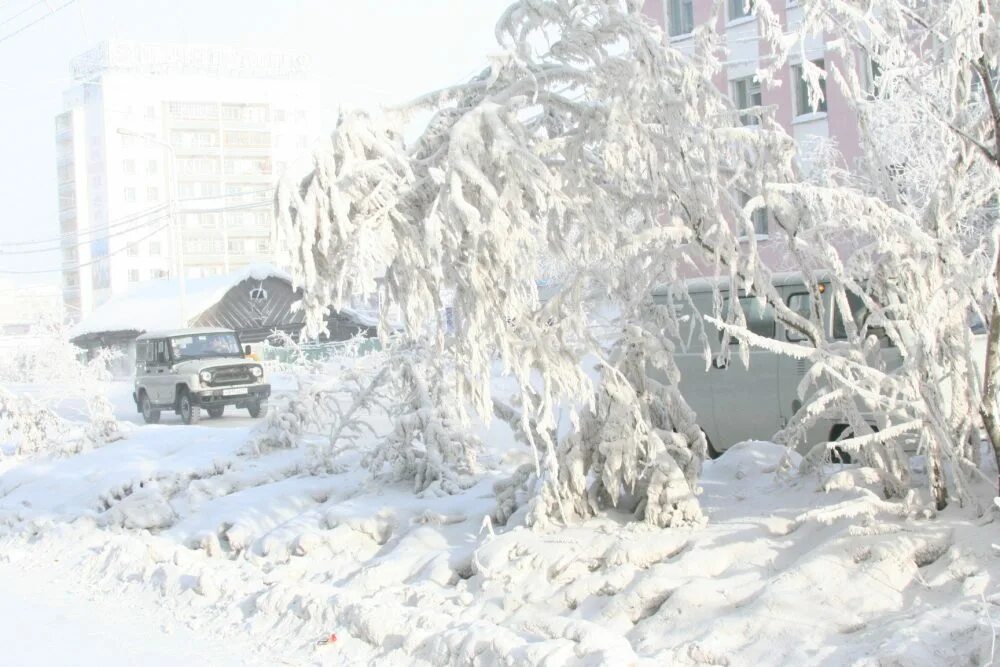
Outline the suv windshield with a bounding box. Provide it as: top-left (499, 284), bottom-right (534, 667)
top-left (170, 332), bottom-right (242, 360)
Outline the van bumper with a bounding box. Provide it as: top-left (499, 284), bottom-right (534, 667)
top-left (192, 384), bottom-right (271, 408)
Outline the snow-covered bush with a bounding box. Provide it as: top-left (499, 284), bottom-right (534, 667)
top-left (363, 355), bottom-right (481, 495)
top-left (0, 387), bottom-right (67, 456)
top-left (276, 0), bottom-right (797, 523)
top-left (0, 317), bottom-right (122, 448)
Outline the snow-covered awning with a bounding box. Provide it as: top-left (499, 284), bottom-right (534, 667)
top-left (70, 264), bottom-right (292, 341)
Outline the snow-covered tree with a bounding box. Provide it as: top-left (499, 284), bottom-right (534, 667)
top-left (735, 0), bottom-right (1000, 509)
top-left (277, 0), bottom-right (804, 524)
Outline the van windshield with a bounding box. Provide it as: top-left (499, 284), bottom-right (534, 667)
top-left (170, 332), bottom-right (242, 360)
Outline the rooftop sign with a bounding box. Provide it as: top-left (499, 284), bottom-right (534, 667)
top-left (71, 41), bottom-right (312, 81)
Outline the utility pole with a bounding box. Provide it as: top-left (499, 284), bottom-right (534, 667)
top-left (117, 128), bottom-right (186, 325)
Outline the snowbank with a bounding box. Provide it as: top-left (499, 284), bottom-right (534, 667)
top-left (1, 409), bottom-right (997, 665)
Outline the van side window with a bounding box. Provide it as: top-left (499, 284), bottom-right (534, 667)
top-left (786, 293), bottom-right (811, 341)
top-left (722, 296), bottom-right (775, 342)
top-left (153, 340), bottom-right (169, 364)
top-left (135, 342), bottom-right (149, 370)
top-left (832, 291), bottom-right (868, 339)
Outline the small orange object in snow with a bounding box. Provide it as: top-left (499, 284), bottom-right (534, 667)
top-left (317, 633), bottom-right (338, 646)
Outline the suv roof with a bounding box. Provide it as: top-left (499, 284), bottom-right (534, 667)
top-left (136, 327), bottom-right (235, 341)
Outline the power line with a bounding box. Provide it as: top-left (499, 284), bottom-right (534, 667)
top-left (0, 189), bottom-right (274, 251)
top-left (0, 0), bottom-right (45, 28)
top-left (0, 219), bottom-right (172, 274)
top-left (0, 203), bottom-right (168, 248)
top-left (0, 199), bottom-right (273, 259)
top-left (0, 0), bottom-right (74, 45)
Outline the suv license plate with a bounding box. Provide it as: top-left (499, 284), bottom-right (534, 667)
top-left (222, 388), bottom-right (248, 396)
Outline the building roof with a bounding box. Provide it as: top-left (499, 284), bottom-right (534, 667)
top-left (70, 264), bottom-right (292, 340)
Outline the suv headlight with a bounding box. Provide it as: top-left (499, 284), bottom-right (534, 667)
top-left (199, 370), bottom-right (213, 383)
top-left (251, 366), bottom-right (263, 378)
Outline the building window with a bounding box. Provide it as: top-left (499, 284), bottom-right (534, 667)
top-left (199, 213), bottom-right (219, 228)
top-left (200, 182), bottom-right (220, 197)
top-left (127, 244), bottom-right (139, 257)
top-left (228, 239), bottom-right (245, 254)
top-left (739, 192), bottom-right (769, 237)
top-left (729, 0), bottom-right (753, 20)
top-left (149, 241), bottom-right (161, 255)
top-left (295, 109), bottom-right (306, 122)
top-left (147, 160), bottom-right (158, 175)
top-left (668, 0), bottom-right (694, 36)
top-left (124, 187), bottom-right (136, 202)
top-left (168, 102), bottom-right (218, 120)
top-left (123, 159), bottom-right (135, 175)
top-left (274, 109), bottom-right (285, 122)
top-left (793, 59), bottom-right (828, 116)
top-left (256, 238), bottom-right (271, 253)
top-left (128, 269), bottom-right (141, 282)
top-left (146, 186), bottom-right (159, 201)
top-left (152, 268), bottom-right (168, 279)
top-left (732, 76), bottom-right (762, 125)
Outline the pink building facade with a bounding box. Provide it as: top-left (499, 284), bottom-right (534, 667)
top-left (642, 0), bottom-right (866, 268)
top-left (643, 0), bottom-right (863, 170)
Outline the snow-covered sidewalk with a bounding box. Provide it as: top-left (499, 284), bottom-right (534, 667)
top-left (0, 556), bottom-right (266, 666)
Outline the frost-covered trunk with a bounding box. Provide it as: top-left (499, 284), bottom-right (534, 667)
top-left (537, 325), bottom-right (705, 527)
top-left (980, 245), bottom-right (1000, 495)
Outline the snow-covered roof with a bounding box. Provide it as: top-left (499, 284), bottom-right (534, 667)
top-left (70, 264), bottom-right (292, 340)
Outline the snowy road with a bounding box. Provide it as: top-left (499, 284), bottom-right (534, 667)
top-left (0, 559), bottom-right (263, 666)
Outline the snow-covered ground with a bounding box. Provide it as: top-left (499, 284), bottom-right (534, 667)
top-left (1, 373), bottom-right (999, 665)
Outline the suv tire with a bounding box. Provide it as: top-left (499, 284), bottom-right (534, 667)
top-left (178, 389), bottom-right (200, 425)
top-left (247, 399), bottom-right (267, 419)
top-left (207, 406), bottom-right (225, 419)
top-left (139, 391), bottom-right (160, 424)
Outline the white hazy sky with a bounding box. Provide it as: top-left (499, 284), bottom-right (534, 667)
top-left (0, 0), bottom-right (513, 289)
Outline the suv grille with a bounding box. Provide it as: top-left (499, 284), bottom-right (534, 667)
top-left (207, 365), bottom-right (255, 386)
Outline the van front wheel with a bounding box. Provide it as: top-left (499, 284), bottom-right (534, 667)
top-left (178, 390), bottom-right (200, 425)
top-left (140, 391), bottom-right (160, 424)
top-left (704, 432), bottom-right (722, 460)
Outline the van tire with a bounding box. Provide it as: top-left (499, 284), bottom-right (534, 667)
top-left (704, 432), bottom-right (722, 460)
top-left (139, 391), bottom-right (160, 424)
top-left (247, 399), bottom-right (267, 419)
top-left (178, 390), bottom-right (200, 425)
top-left (829, 424), bottom-right (855, 464)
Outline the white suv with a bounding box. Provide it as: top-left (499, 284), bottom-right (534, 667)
top-left (133, 327), bottom-right (270, 425)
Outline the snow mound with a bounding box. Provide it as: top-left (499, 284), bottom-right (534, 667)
top-left (1, 420), bottom-right (996, 665)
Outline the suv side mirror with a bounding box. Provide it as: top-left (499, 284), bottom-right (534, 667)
top-left (244, 345), bottom-right (251, 356)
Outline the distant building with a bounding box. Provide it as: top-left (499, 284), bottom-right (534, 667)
top-left (69, 264), bottom-right (378, 377)
top-left (55, 41), bottom-right (323, 320)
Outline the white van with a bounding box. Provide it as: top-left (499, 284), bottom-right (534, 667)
top-left (652, 275), bottom-right (904, 459)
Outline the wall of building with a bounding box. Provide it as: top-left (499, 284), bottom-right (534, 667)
top-left (649, 0), bottom-right (863, 169)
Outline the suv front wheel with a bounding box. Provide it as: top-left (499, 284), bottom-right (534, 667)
top-left (178, 389), bottom-right (200, 425)
top-left (247, 399), bottom-right (267, 419)
top-left (139, 391), bottom-right (160, 424)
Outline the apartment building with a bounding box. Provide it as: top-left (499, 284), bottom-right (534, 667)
top-left (645, 0), bottom-right (865, 157)
top-left (56, 41), bottom-right (322, 319)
